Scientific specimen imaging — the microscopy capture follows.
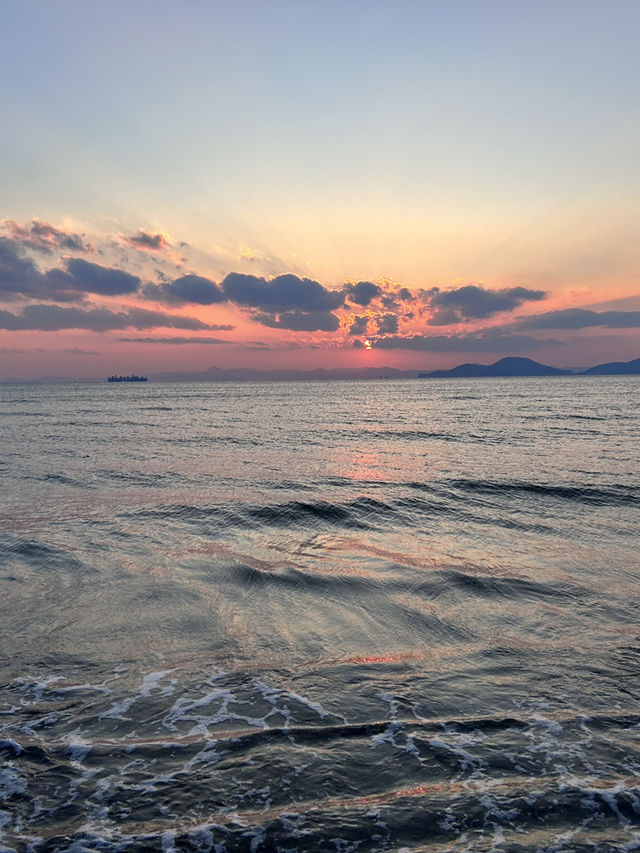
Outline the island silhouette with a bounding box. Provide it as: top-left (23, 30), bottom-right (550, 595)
top-left (418, 356), bottom-right (571, 378)
top-left (417, 355), bottom-right (640, 378)
top-left (581, 356), bottom-right (640, 375)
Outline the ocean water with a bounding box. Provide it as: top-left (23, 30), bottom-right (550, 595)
top-left (1, 377), bottom-right (639, 852)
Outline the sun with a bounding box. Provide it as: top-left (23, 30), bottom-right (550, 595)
top-left (364, 339), bottom-right (373, 350)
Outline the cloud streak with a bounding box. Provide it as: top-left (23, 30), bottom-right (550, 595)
top-left (117, 336), bottom-right (229, 344)
top-left (514, 308), bottom-right (640, 329)
top-left (0, 304), bottom-right (214, 332)
top-left (372, 329), bottom-right (561, 352)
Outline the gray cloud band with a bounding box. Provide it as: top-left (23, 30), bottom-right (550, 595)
top-left (0, 304), bottom-right (213, 332)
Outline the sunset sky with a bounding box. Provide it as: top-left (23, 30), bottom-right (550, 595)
top-left (1, 0), bottom-right (639, 379)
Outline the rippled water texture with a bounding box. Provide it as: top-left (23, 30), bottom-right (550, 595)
top-left (1, 377), bottom-right (639, 851)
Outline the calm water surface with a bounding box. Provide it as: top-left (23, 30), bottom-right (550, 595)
top-left (1, 377), bottom-right (639, 851)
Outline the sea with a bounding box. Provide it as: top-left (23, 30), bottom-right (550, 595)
top-left (1, 376), bottom-right (639, 852)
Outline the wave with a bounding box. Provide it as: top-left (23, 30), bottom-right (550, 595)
top-left (4, 689), bottom-right (640, 852)
top-left (0, 535), bottom-right (90, 575)
top-left (125, 480), bottom-right (603, 539)
top-left (448, 478), bottom-right (640, 507)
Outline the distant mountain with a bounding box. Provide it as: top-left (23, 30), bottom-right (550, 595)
top-left (581, 356), bottom-right (640, 375)
top-left (4, 355), bottom-right (640, 384)
top-left (418, 357), bottom-right (572, 378)
top-left (149, 365), bottom-right (421, 382)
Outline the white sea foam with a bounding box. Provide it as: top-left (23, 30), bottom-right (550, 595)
top-left (67, 733), bottom-right (91, 764)
top-left (140, 669), bottom-right (176, 697)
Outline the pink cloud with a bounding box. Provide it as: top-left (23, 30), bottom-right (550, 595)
top-left (121, 230), bottom-right (170, 253)
top-left (2, 219), bottom-right (90, 253)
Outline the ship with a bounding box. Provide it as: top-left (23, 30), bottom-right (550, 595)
top-left (107, 374), bottom-right (148, 382)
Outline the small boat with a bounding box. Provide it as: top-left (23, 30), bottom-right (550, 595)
top-left (107, 375), bottom-right (148, 382)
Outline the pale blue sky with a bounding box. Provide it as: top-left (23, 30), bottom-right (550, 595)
top-left (2, 1), bottom-right (638, 255)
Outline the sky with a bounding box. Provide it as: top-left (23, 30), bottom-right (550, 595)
top-left (1, 0), bottom-right (639, 379)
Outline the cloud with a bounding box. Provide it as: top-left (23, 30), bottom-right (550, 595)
top-left (2, 219), bottom-right (89, 253)
top-left (0, 346), bottom-right (98, 355)
top-left (122, 230), bottom-right (171, 253)
top-left (514, 307), bottom-right (640, 330)
top-left (0, 238), bottom-right (42, 296)
top-left (117, 335), bottom-right (229, 344)
top-left (0, 240), bottom-right (141, 300)
top-left (256, 310), bottom-right (340, 331)
top-left (372, 329), bottom-right (561, 352)
top-left (63, 258), bottom-right (140, 295)
top-left (0, 304), bottom-right (213, 331)
top-left (344, 281), bottom-right (382, 307)
top-left (146, 274), bottom-right (226, 305)
top-left (374, 313), bottom-right (399, 334)
top-left (222, 272), bottom-right (343, 312)
top-left (425, 284), bottom-right (547, 324)
top-left (348, 314), bottom-right (369, 335)
top-left (380, 286), bottom-right (413, 309)
top-left (348, 311), bottom-right (400, 336)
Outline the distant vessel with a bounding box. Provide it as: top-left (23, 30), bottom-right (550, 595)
top-left (107, 375), bottom-right (148, 382)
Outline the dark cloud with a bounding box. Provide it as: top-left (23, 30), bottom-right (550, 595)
top-left (372, 329), bottom-right (561, 352)
top-left (426, 306), bottom-right (461, 326)
top-left (348, 315), bottom-right (369, 335)
top-left (146, 274), bottom-right (226, 305)
top-left (3, 219), bottom-right (89, 253)
top-left (344, 281), bottom-right (382, 307)
top-left (426, 285), bottom-right (547, 324)
top-left (256, 310), bottom-right (340, 332)
top-left (0, 304), bottom-right (213, 332)
top-left (515, 308), bottom-right (640, 330)
top-left (374, 313), bottom-right (399, 334)
top-left (222, 272), bottom-right (343, 312)
top-left (117, 336), bottom-right (228, 344)
top-left (0, 241), bottom-right (141, 300)
top-left (380, 286), bottom-right (413, 309)
top-left (122, 230), bottom-right (170, 252)
top-left (0, 238), bottom-right (42, 296)
top-left (64, 258), bottom-right (140, 296)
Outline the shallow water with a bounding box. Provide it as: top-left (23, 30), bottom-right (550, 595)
top-left (1, 377), bottom-right (639, 851)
